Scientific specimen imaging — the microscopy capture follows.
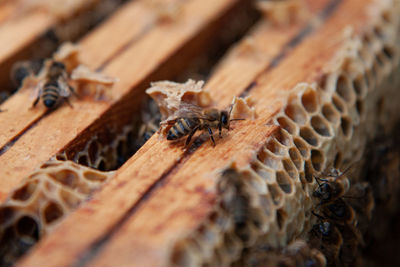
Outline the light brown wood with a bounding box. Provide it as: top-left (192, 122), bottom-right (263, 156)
top-left (0, 0), bottom-right (247, 201)
top-left (15, 1), bottom-right (343, 266)
top-left (84, 0), bottom-right (371, 265)
top-left (0, 0), bottom-right (161, 149)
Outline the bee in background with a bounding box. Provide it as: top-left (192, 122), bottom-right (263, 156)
top-left (310, 212), bottom-right (343, 266)
top-left (163, 103), bottom-right (244, 146)
top-left (10, 60), bottom-right (43, 90)
top-left (218, 168), bottom-right (254, 243)
top-left (32, 61), bottom-right (77, 109)
top-left (313, 166), bottom-right (352, 204)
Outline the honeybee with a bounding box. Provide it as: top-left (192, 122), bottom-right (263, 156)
top-left (10, 60), bottom-right (43, 90)
top-left (164, 103), bottom-right (243, 146)
top-left (310, 213), bottom-right (343, 266)
top-left (32, 61), bottom-right (77, 109)
top-left (322, 198), bottom-right (356, 226)
top-left (313, 166), bottom-right (352, 204)
top-left (218, 168), bottom-right (253, 242)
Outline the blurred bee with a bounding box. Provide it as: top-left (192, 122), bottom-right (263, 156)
top-left (164, 103), bottom-right (244, 146)
top-left (322, 198), bottom-right (356, 226)
top-left (10, 60), bottom-right (43, 90)
top-left (218, 168), bottom-right (253, 242)
top-left (136, 99), bottom-right (161, 148)
top-left (310, 213), bottom-right (343, 266)
top-left (32, 61), bottom-right (77, 109)
top-left (313, 166), bottom-right (352, 204)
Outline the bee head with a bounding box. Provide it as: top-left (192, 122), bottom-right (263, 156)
top-left (51, 61), bottom-right (66, 70)
top-left (220, 110), bottom-right (230, 129)
top-left (319, 221), bottom-right (332, 237)
top-left (313, 182), bottom-right (332, 201)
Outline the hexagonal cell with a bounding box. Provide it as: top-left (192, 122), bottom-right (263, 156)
top-left (88, 140), bottom-right (100, 164)
top-left (282, 158), bottom-right (297, 180)
top-left (11, 180), bottom-right (39, 202)
top-left (59, 189), bottom-right (82, 209)
top-left (250, 161), bottom-right (275, 183)
top-left (274, 128), bottom-right (292, 147)
top-left (83, 171), bottom-right (108, 183)
top-left (301, 88), bottom-right (319, 113)
top-left (352, 75), bottom-right (367, 97)
top-left (293, 137), bottom-right (310, 158)
top-left (322, 103), bottom-right (340, 124)
top-left (336, 74), bottom-right (355, 103)
top-left (276, 171), bottom-right (292, 194)
top-left (50, 169), bottom-right (79, 189)
top-left (15, 216), bottom-right (39, 239)
top-left (364, 68), bottom-right (374, 89)
top-left (268, 184), bottom-right (284, 206)
top-left (266, 139), bottom-right (287, 156)
top-left (43, 202), bottom-right (64, 224)
top-left (77, 154), bottom-right (89, 167)
top-left (331, 94), bottom-right (346, 114)
top-left (333, 153), bottom-right (342, 169)
top-left (263, 153), bottom-right (282, 170)
top-left (276, 209), bottom-right (287, 230)
top-left (276, 116), bottom-right (297, 134)
top-left (0, 206), bottom-right (14, 225)
top-left (311, 149), bottom-right (324, 172)
top-left (340, 116), bottom-right (353, 138)
top-left (310, 116), bottom-right (331, 137)
top-left (299, 127), bottom-right (319, 147)
top-left (356, 100), bottom-right (364, 116)
top-left (284, 102), bottom-right (308, 125)
top-left (288, 147), bottom-right (303, 170)
top-left (304, 160), bottom-right (314, 183)
top-left (382, 46), bottom-right (395, 62)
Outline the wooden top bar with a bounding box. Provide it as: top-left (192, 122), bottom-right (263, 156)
top-left (0, 0), bottom-right (247, 200)
top-left (15, 0), bottom-right (349, 266)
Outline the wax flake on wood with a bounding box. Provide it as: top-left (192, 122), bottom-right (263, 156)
top-left (146, 79), bottom-right (212, 120)
top-left (256, 0), bottom-right (309, 26)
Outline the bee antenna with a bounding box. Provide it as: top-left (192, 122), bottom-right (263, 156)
top-left (228, 104), bottom-right (233, 117)
top-left (229, 118), bottom-right (245, 122)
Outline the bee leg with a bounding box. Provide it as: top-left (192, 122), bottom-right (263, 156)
top-left (218, 123), bottom-right (222, 138)
top-left (185, 126), bottom-right (199, 146)
top-left (207, 127), bottom-right (216, 146)
top-left (64, 97), bottom-right (73, 108)
top-left (69, 85), bottom-right (80, 99)
top-left (32, 95), bottom-right (40, 108)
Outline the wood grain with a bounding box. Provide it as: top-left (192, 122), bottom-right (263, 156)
top-left (0, 0), bottom-right (248, 200)
top-left (14, 0), bottom-right (353, 266)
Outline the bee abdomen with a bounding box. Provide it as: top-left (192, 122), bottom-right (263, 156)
top-left (167, 118), bottom-right (197, 140)
top-left (43, 84), bottom-right (60, 108)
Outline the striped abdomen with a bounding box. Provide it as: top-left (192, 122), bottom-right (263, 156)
top-left (42, 80), bottom-right (60, 108)
top-left (167, 118), bottom-right (199, 140)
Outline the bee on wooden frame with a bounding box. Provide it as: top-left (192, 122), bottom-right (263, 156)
top-left (313, 166), bottom-right (352, 204)
top-left (163, 103), bottom-right (244, 146)
top-left (10, 60), bottom-right (43, 90)
top-left (32, 61), bottom-right (77, 109)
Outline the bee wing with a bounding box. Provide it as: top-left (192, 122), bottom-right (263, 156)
top-left (174, 103), bottom-right (205, 118)
top-left (57, 77), bottom-right (71, 97)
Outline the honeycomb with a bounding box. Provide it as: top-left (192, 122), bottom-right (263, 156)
top-left (0, 160), bottom-right (113, 266)
top-left (169, 0), bottom-right (400, 265)
top-left (56, 124), bottom-right (137, 171)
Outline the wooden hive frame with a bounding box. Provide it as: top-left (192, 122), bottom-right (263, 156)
top-left (0, 0), bottom-right (398, 266)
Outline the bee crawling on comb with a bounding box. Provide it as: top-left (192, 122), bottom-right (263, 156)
top-left (32, 60), bottom-right (78, 109)
top-left (162, 103), bottom-right (244, 147)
